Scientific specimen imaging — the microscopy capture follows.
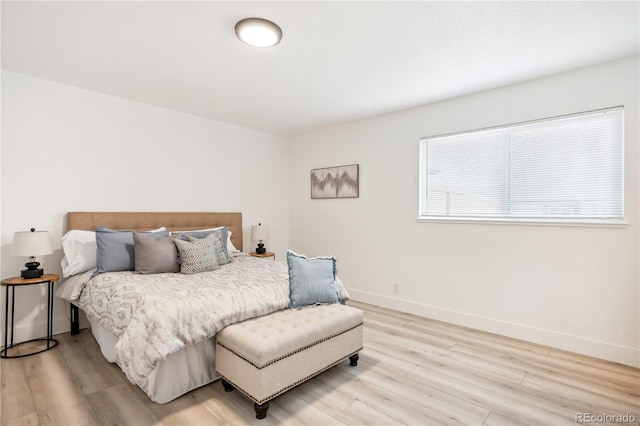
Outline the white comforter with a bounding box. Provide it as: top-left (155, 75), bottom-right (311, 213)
top-left (75, 256), bottom-right (348, 387)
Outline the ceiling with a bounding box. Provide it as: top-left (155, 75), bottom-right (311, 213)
top-left (2, 1), bottom-right (639, 137)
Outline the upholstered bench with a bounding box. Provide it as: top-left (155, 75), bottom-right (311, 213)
top-left (215, 303), bottom-right (363, 419)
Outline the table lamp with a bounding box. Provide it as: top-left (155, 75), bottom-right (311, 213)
top-left (250, 223), bottom-right (270, 254)
top-left (12, 228), bottom-right (53, 279)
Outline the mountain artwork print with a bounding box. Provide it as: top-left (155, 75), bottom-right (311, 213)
top-left (311, 164), bottom-right (359, 199)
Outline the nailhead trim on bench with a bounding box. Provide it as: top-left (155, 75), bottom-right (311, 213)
top-left (216, 321), bottom-right (364, 369)
top-left (216, 348), bottom-right (363, 405)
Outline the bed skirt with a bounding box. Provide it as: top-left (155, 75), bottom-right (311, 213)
top-left (87, 316), bottom-right (219, 403)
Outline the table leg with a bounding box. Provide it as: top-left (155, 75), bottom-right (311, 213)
top-left (3, 286), bottom-right (8, 353)
top-left (10, 287), bottom-right (15, 347)
top-left (47, 281), bottom-right (52, 348)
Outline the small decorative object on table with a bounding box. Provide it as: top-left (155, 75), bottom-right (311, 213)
top-left (250, 223), bottom-right (269, 254)
top-left (12, 228), bottom-right (53, 279)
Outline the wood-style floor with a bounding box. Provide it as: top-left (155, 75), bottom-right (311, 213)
top-left (1, 300), bottom-right (638, 426)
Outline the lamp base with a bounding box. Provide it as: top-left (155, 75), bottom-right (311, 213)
top-left (21, 268), bottom-right (44, 279)
top-left (256, 243), bottom-right (266, 254)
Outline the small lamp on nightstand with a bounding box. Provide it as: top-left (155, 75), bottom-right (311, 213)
top-left (250, 223), bottom-right (270, 254)
top-left (12, 228), bottom-right (53, 279)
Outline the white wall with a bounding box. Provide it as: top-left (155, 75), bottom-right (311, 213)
top-left (3, 57), bottom-right (638, 367)
top-left (1, 71), bottom-right (291, 343)
top-left (290, 56), bottom-right (640, 367)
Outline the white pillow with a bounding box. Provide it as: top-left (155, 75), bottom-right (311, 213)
top-left (169, 226), bottom-right (223, 234)
top-left (170, 226), bottom-right (240, 255)
top-left (61, 230), bottom-right (97, 277)
top-left (61, 227), bottom-right (166, 277)
top-left (227, 230), bottom-right (240, 253)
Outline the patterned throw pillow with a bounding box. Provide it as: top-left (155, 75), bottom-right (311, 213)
top-left (173, 227), bottom-right (230, 254)
top-left (174, 234), bottom-right (220, 274)
top-left (185, 231), bottom-right (231, 266)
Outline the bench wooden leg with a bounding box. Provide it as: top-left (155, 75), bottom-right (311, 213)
top-left (349, 353), bottom-right (359, 366)
top-left (254, 401), bottom-right (269, 419)
top-left (221, 379), bottom-right (235, 392)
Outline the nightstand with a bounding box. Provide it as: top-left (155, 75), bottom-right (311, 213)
top-left (249, 252), bottom-right (275, 260)
top-left (1, 273), bottom-right (59, 358)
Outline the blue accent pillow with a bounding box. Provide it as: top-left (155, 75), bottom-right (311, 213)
top-left (96, 226), bottom-right (169, 274)
top-left (174, 228), bottom-right (228, 251)
top-left (287, 250), bottom-right (340, 309)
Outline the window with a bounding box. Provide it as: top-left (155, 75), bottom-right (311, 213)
top-left (419, 107), bottom-right (624, 224)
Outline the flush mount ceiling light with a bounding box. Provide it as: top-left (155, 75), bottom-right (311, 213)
top-left (235, 18), bottom-right (282, 48)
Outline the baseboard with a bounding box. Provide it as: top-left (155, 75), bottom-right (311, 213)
top-left (349, 288), bottom-right (639, 368)
top-left (0, 314), bottom-right (89, 346)
top-left (5, 292), bottom-right (637, 369)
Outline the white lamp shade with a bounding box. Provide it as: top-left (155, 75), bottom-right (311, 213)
top-left (12, 230), bottom-right (53, 257)
top-left (250, 224), bottom-right (270, 241)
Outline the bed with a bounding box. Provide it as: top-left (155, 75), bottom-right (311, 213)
top-left (56, 212), bottom-right (349, 404)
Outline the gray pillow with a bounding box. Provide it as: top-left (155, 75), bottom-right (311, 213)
top-left (95, 226), bottom-right (169, 274)
top-left (133, 233), bottom-right (179, 274)
top-left (287, 250), bottom-right (340, 309)
top-left (211, 233), bottom-right (232, 266)
top-left (174, 233), bottom-right (220, 274)
top-left (174, 227), bottom-right (229, 253)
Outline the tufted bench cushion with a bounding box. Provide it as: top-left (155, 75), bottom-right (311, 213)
top-left (215, 303), bottom-right (363, 419)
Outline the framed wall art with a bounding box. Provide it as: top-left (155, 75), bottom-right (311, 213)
top-left (310, 164), bottom-right (359, 199)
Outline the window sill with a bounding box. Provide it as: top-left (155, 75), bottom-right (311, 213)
top-left (416, 217), bottom-right (629, 228)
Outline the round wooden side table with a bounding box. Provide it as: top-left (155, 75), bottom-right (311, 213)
top-left (1, 273), bottom-right (59, 358)
top-left (249, 252), bottom-right (275, 260)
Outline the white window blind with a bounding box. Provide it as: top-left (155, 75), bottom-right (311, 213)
top-left (419, 107), bottom-right (624, 222)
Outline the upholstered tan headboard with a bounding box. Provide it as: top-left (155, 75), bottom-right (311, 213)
top-left (67, 212), bottom-right (243, 251)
